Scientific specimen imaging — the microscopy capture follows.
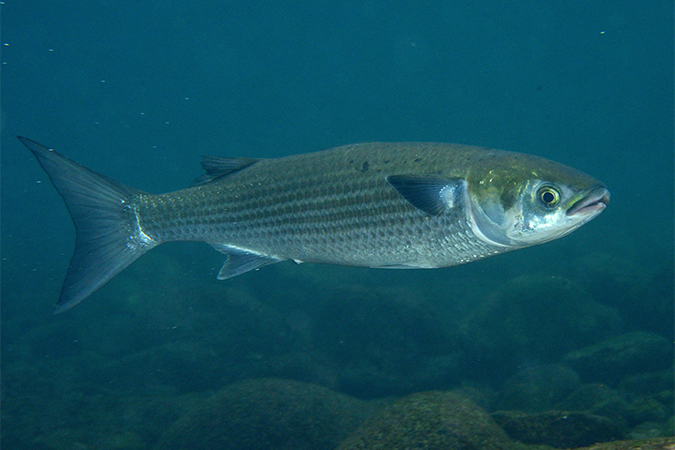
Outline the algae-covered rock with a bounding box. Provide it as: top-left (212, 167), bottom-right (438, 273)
top-left (337, 391), bottom-right (512, 450)
top-left (562, 332), bottom-right (673, 384)
top-left (556, 381), bottom-right (673, 439)
top-left (619, 261), bottom-right (674, 338)
top-left (628, 420), bottom-right (672, 439)
top-left (573, 252), bottom-right (646, 304)
top-left (462, 274), bottom-right (621, 380)
top-left (572, 436), bottom-right (674, 450)
top-left (491, 410), bottom-right (624, 448)
top-left (556, 383), bottom-right (629, 426)
top-left (311, 285), bottom-right (458, 398)
top-left (619, 370), bottom-right (674, 397)
top-left (156, 378), bottom-right (374, 450)
top-left (497, 364), bottom-right (581, 413)
top-left (93, 341), bottom-right (225, 393)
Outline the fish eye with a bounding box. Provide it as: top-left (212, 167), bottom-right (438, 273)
top-left (537, 186), bottom-right (560, 208)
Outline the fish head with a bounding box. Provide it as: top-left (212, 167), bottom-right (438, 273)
top-left (466, 152), bottom-right (610, 248)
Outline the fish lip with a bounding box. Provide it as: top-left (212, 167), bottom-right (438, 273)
top-left (567, 186), bottom-right (610, 216)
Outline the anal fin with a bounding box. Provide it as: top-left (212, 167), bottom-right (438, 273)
top-left (209, 243), bottom-right (282, 279)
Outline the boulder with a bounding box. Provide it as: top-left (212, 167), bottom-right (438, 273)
top-left (337, 391), bottom-right (512, 450)
top-left (156, 378), bottom-right (373, 450)
top-left (491, 410), bottom-right (623, 448)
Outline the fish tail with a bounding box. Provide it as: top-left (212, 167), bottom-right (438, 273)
top-left (18, 137), bottom-right (158, 313)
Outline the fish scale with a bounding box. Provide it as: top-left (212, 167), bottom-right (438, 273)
top-left (135, 145), bottom-right (493, 268)
top-left (18, 137), bottom-right (608, 312)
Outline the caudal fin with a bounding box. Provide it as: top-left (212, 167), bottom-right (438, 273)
top-left (18, 137), bottom-right (158, 313)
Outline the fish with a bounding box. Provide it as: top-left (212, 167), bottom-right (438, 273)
top-left (18, 137), bottom-right (609, 313)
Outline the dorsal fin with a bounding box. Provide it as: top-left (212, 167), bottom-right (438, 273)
top-left (191, 156), bottom-right (260, 186)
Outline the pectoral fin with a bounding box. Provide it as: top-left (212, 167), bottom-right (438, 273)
top-left (387, 175), bottom-right (466, 216)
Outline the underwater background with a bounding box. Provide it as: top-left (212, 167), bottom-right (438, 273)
top-left (1, 1), bottom-right (673, 449)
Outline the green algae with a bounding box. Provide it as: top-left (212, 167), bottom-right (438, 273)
top-left (337, 391), bottom-right (514, 450)
top-left (570, 437), bottom-right (674, 450)
top-left (156, 378), bottom-right (375, 450)
top-left (492, 410), bottom-right (623, 448)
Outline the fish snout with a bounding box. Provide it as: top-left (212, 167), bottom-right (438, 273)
top-left (567, 186), bottom-right (610, 216)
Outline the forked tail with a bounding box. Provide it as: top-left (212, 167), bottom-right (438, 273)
top-left (18, 137), bottom-right (158, 313)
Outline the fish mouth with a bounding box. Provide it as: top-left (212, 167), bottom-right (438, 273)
top-left (567, 186), bottom-right (610, 216)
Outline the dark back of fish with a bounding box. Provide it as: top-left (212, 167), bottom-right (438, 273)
top-left (138, 142), bottom-right (501, 268)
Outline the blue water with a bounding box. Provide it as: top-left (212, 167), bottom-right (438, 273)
top-left (2, 1), bottom-right (673, 448)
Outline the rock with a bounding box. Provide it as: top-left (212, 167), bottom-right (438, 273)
top-left (449, 384), bottom-right (499, 412)
top-left (312, 285), bottom-right (458, 397)
top-left (461, 275), bottom-right (621, 380)
top-left (337, 391), bottom-right (512, 450)
top-left (619, 370), bottom-right (674, 397)
top-left (628, 421), bottom-right (672, 440)
top-left (620, 262), bottom-right (674, 338)
top-left (557, 381), bottom-right (673, 439)
top-left (573, 252), bottom-right (646, 304)
top-left (491, 410), bottom-right (624, 448)
top-left (572, 436), bottom-right (674, 450)
top-left (626, 397), bottom-right (669, 425)
top-left (562, 332), bottom-right (673, 384)
top-left (93, 341), bottom-right (225, 393)
top-left (556, 383), bottom-right (629, 426)
top-left (497, 363), bottom-right (581, 412)
top-left (156, 378), bottom-right (374, 450)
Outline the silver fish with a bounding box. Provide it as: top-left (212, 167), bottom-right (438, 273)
top-left (18, 137), bottom-right (609, 313)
